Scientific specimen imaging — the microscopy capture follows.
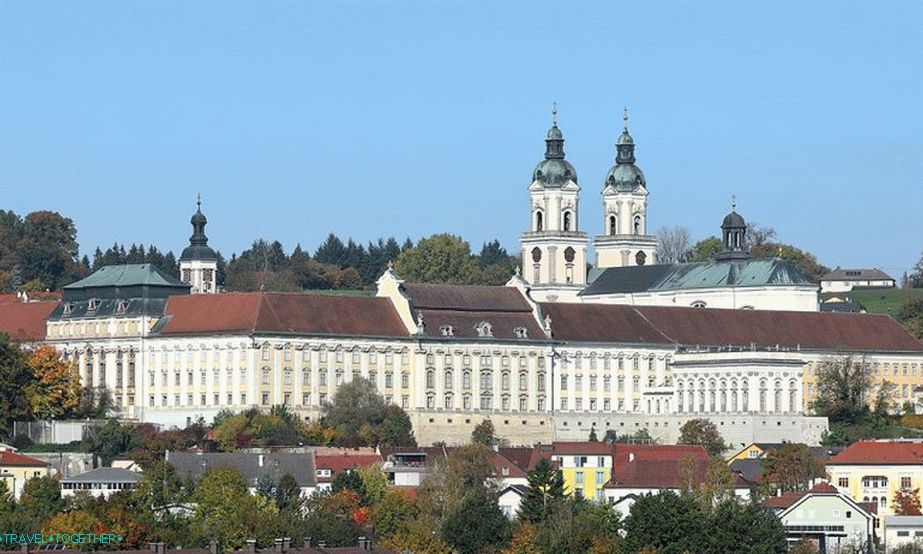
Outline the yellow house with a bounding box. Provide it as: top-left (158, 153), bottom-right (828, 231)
top-left (827, 440), bottom-right (923, 516)
top-left (0, 447), bottom-right (50, 499)
top-left (541, 442), bottom-right (614, 501)
top-left (727, 442), bottom-right (789, 462)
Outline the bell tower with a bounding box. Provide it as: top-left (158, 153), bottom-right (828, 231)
top-left (179, 195), bottom-right (219, 294)
top-left (594, 108), bottom-right (658, 268)
top-left (520, 105), bottom-right (589, 301)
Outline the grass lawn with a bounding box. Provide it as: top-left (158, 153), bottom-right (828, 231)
top-left (822, 287), bottom-right (923, 316)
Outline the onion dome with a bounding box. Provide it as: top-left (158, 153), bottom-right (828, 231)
top-left (532, 103), bottom-right (578, 187)
top-left (603, 108), bottom-right (646, 192)
top-left (179, 195), bottom-right (218, 262)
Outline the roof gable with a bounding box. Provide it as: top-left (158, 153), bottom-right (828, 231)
top-left (828, 441), bottom-right (923, 465)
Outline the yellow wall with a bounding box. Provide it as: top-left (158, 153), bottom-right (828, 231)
top-left (727, 444), bottom-right (768, 462)
top-left (0, 465), bottom-right (49, 498)
top-left (560, 466), bottom-right (612, 501)
top-left (827, 464), bottom-right (922, 516)
top-left (802, 357), bottom-right (923, 413)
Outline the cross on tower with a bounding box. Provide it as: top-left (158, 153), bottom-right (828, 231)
top-left (731, 194), bottom-right (737, 212)
top-left (552, 101), bottom-right (558, 126)
top-left (623, 106), bottom-right (629, 129)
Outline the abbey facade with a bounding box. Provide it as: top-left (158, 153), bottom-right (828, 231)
top-left (11, 112), bottom-right (923, 449)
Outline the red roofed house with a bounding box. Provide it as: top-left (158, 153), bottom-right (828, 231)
top-left (827, 440), bottom-right (923, 517)
top-left (0, 445), bottom-right (50, 499)
top-left (314, 450), bottom-right (381, 492)
top-left (603, 444), bottom-right (750, 516)
top-left (764, 482), bottom-right (876, 553)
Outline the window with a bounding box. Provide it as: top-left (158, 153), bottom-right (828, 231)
top-left (261, 393), bottom-right (269, 405)
top-left (463, 371), bottom-right (472, 390)
top-left (426, 395), bottom-right (435, 409)
top-left (561, 398), bottom-right (568, 410)
top-left (335, 371), bottom-right (344, 386)
top-left (537, 373), bottom-right (546, 391)
top-left (385, 372), bottom-right (393, 388)
top-left (426, 370), bottom-right (435, 389)
top-left (519, 397), bottom-right (527, 411)
top-left (480, 395), bottom-right (492, 410)
top-left (575, 399), bottom-right (582, 411)
top-left (401, 372), bottom-right (410, 388)
top-left (444, 370), bottom-right (453, 389)
top-left (320, 370), bottom-right (328, 386)
top-left (838, 477), bottom-right (849, 488)
top-left (561, 375), bottom-right (568, 390)
top-left (444, 394), bottom-right (453, 409)
top-left (501, 372), bottom-right (510, 390)
top-left (519, 372), bottom-right (528, 391)
top-left (284, 370), bottom-right (292, 385)
top-left (902, 477), bottom-right (913, 489)
top-left (262, 369), bottom-right (270, 385)
top-left (261, 346), bottom-right (270, 361)
top-left (241, 393), bottom-right (247, 405)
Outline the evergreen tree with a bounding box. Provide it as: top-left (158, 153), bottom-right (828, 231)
top-left (518, 458), bottom-right (565, 524)
top-left (441, 486), bottom-right (510, 554)
top-left (314, 234), bottom-right (348, 266)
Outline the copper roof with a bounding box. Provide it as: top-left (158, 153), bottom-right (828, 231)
top-left (0, 301), bottom-right (56, 342)
top-left (541, 302), bottom-right (923, 352)
top-left (156, 293), bottom-right (409, 338)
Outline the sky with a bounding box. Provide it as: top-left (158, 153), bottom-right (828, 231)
top-left (1, 1), bottom-right (921, 275)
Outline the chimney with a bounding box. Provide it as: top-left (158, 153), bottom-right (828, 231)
top-left (246, 539), bottom-right (257, 554)
top-left (259, 454), bottom-right (265, 467)
top-left (274, 538), bottom-right (283, 553)
top-left (282, 538), bottom-right (290, 552)
top-left (209, 540), bottom-right (219, 554)
top-left (358, 537), bottom-right (372, 551)
top-left (318, 541), bottom-right (327, 548)
top-left (149, 543), bottom-right (158, 553)
top-left (21, 542), bottom-right (30, 554)
top-left (303, 537), bottom-right (312, 548)
top-left (155, 543), bottom-right (165, 554)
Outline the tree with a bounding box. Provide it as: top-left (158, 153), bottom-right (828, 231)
top-left (502, 523), bottom-right (541, 554)
top-left (25, 346), bottom-right (81, 420)
top-left (83, 419), bottom-right (139, 466)
top-left (322, 377), bottom-right (388, 447)
top-left (588, 426), bottom-right (598, 442)
top-left (746, 223), bottom-right (777, 248)
top-left (677, 419), bottom-right (727, 456)
top-left (655, 226), bottom-right (692, 263)
top-left (371, 489), bottom-right (419, 541)
top-left (910, 251), bottom-right (923, 288)
top-left (812, 355), bottom-right (872, 424)
top-left (894, 488), bottom-right (923, 515)
top-left (314, 234), bottom-right (348, 266)
top-left (331, 470), bottom-right (367, 504)
top-left (623, 491), bottom-right (707, 554)
top-left (518, 458), bottom-right (565, 524)
top-left (761, 443), bottom-right (826, 494)
top-left (275, 473), bottom-right (303, 513)
top-left (380, 518), bottom-right (452, 554)
top-left (379, 405), bottom-right (416, 446)
top-left (190, 467), bottom-right (263, 549)
top-left (689, 236), bottom-right (722, 262)
top-left (441, 486), bottom-right (511, 554)
top-left (706, 500), bottom-right (787, 554)
top-left (898, 297), bottom-right (923, 341)
top-left (472, 419), bottom-right (498, 447)
top-left (702, 456), bottom-right (735, 507)
top-left (751, 242), bottom-right (828, 282)
top-left (395, 234), bottom-right (478, 284)
top-left (19, 475), bottom-right (65, 525)
top-left (0, 334), bottom-right (31, 435)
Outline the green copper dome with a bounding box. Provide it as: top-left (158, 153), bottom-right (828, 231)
top-left (533, 120), bottom-right (577, 186)
top-left (604, 163), bottom-right (645, 191)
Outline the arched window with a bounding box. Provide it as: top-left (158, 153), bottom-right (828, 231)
top-left (633, 215), bottom-right (642, 234)
top-left (501, 372), bottom-right (510, 390)
top-left (444, 393), bottom-right (453, 409)
top-left (677, 383), bottom-right (684, 413)
top-left (535, 210), bottom-right (544, 232)
top-left (444, 370), bottom-right (453, 389)
top-left (563, 211), bottom-right (572, 232)
top-left (480, 370), bottom-right (492, 390)
top-left (609, 214), bottom-right (618, 235)
top-left (463, 371), bottom-right (471, 390)
top-left (789, 380), bottom-right (797, 413)
top-left (636, 251), bottom-right (647, 266)
top-left (691, 300), bottom-right (707, 308)
top-left (742, 379), bottom-right (749, 411)
top-left (425, 370), bottom-right (435, 389)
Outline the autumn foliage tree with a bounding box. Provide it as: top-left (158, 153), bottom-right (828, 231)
top-left (761, 444), bottom-right (826, 494)
top-left (678, 419), bottom-right (727, 456)
top-left (894, 488), bottom-right (923, 515)
top-left (25, 346), bottom-right (81, 420)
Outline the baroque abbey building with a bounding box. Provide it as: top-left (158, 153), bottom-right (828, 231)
top-left (4, 114), bottom-right (923, 449)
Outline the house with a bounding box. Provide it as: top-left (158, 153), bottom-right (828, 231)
top-left (498, 484), bottom-right (529, 519)
top-left (883, 516), bottom-right (923, 553)
top-left (313, 451), bottom-right (380, 492)
top-left (603, 444), bottom-right (750, 516)
top-left (528, 442), bottom-right (614, 501)
top-left (166, 451), bottom-right (316, 498)
top-left (112, 457), bottom-right (144, 472)
top-left (821, 268), bottom-right (895, 293)
top-left (0, 447), bottom-right (50, 499)
top-left (379, 446), bottom-right (446, 487)
top-left (728, 442), bottom-right (789, 462)
top-left (61, 467), bottom-right (142, 499)
top-left (489, 450), bottom-right (528, 488)
top-left (764, 482), bottom-right (877, 553)
top-left (827, 440), bottom-right (923, 516)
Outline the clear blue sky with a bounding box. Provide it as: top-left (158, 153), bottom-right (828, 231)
top-left (2, 1), bottom-right (921, 275)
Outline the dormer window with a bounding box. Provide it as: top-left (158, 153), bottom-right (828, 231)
top-left (87, 298), bottom-right (99, 312)
top-left (440, 325), bottom-right (454, 337)
top-left (476, 321), bottom-right (493, 338)
top-left (514, 327), bottom-right (529, 339)
top-left (62, 303), bottom-right (73, 316)
top-left (116, 300), bottom-right (129, 314)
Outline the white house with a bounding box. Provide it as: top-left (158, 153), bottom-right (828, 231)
top-left (883, 516), bottom-right (923, 553)
top-left (60, 467), bottom-right (142, 499)
top-left (821, 268), bottom-right (895, 293)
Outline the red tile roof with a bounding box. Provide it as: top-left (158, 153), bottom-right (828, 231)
top-left (498, 447), bottom-right (534, 472)
top-left (606, 445), bottom-right (713, 489)
top-left (0, 301), bottom-right (55, 342)
top-left (550, 441), bottom-right (616, 456)
top-left (0, 450), bottom-right (49, 467)
top-left (541, 302), bottom-right (923, 352)
top-left (315, 453), bottom-right (380, 482)
top-left (764, 482), bottom-right (843, 509)
top-left (157, 293), bottom-right (409, 338)
top-left (491, 452), bottom-right (527, 479)
top-left (828, 441), bottom-right (923, 465)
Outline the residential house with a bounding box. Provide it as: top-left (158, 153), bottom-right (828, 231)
top-left (498, 484), bottom-right (529, 519)
top-left (821, 268), bottom-right (895, 293)
top-left (883, 516), bottom-right (923, 553)
top-left (529, 442), bottom-right (614, 501)
top-left (604, 444), bottom-right (750, 516)
top-left (0, 447), bottom-right (50, 499)
top-left (167, 451), bottom-right (316, 498)
top-left (61, 467), bottom-right (142, 499)
top-left (765, 482), bottom-right (876, 553)
top-left (314, 451), bottom-right (380, 492)
top-left (827, 440), bottom-right (923, 516)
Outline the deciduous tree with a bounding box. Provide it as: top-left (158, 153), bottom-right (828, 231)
top-left (894, 488), bottom-right (923, 515)
top-left (812, 355), bottom-right (872, 424)
top-left (395, 234), bottom-right (478, 284)
top-left (25, 346), bottom-right (81, 420)
top-left (678, 419), bottom-right (727, 456)
top-left (0, 334), bottom-right (31, 435)
top-left (761, 443), bottom-right (826, 494)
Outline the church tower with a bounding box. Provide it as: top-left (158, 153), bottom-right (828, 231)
top-left (715, 198), bottom-right (751, 261)
top-left (520, 105), bottom-right (589, 301)
top-left (594, 109), bottom-right (658, 268)
top-left (179, 195), bottom-right (219, 294)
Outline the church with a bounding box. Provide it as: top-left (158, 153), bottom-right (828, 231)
top-left (519, 108), bottom-right (819, 311)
